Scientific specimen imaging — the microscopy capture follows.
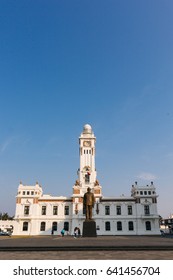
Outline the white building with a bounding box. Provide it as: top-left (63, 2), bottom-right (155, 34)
top-left (13, 124), bottom-right (160, 236)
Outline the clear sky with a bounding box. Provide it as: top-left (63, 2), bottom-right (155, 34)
top-left (0, 0), bottom-right (173, 218)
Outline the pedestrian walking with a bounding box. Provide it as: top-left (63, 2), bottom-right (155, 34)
top-left (61, 229), bottom-right (65, 237)
top-left (74, 227), bottom-right (78, 238)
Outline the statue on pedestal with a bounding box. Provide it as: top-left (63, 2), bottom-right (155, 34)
top-left (83, 187), bottom-right (95, 220)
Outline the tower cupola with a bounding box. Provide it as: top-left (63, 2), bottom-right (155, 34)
top-left (83, 124), bottom-right (92, 134)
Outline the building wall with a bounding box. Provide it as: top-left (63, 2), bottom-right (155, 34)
top-left (12, 182), bottom-right (160, 236)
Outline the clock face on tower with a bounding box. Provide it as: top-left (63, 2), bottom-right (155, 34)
top-left (83, 141), bottom-right (91, 147)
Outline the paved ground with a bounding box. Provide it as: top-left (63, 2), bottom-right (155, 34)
top-left (0, 235), bottom-right (173, 259)
top-left (1, 250), bottom-right (173, 260)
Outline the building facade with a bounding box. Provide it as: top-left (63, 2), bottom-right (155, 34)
top-left (13, 124), bottom-right (160, 235)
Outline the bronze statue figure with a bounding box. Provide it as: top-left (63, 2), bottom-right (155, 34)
top-left (83, 187), bottom-right (95, 220)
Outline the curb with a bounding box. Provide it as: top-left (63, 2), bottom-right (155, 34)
top-left (1, 246), bottom-right (173, 251)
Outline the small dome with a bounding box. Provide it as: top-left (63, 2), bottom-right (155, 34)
top-left (83, 124), bottom-right (92, 134)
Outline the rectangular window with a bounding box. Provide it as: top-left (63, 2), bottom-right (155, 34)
top-left (144, 205), bottom-right (150, 215)
top-left (64, 206), bottom-right (69, 215)
top-left (24, 206), bottom-right (29, 215)
top-left (53, 206), bottom-right (58, 215)
top-left (105, 221), bottom-right (111, 231)
top-left (128, 205), bottom-right (132, 215)
top-left (146, 221), bottom-right (151, 230)
top-left (105, 206), bottom-right (110, 215)
top-left (52, 222), bottom-right (57, 231)
top-left (42, 206), bottom-right (46, 215)
top-left (40, 222), bottom-right (46, 231)
top-left (64, 222), bottom-right (69, 231)
top-left (116, 206), bottom-right (121, 215)
top-left (128, 221), bottom-right (134, 231)
top-left (117, 221), bottom-right (122, 231)
top-left (23, 222), bottom-right (28, 231)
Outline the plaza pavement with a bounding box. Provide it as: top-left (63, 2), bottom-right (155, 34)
top-left (0, 235), bottom-right (173, 259)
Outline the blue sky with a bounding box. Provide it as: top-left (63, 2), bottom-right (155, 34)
top-left (0, 0), bottom-right (173, 218)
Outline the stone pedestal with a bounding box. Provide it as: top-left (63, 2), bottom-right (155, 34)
top-left (82, 220), bottom-right (97, 237)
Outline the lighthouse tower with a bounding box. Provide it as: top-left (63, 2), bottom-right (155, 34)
top-left (72, 124), bottom-right (102, 230)
top-left (72, 124), bottom-right (102, 196)
top-left (79, 124), bottom-right (96, 188)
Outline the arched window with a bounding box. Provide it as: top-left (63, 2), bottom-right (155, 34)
top-left (105, 221), bottom-right (111, 231)
top-left (52, 222), bottom-right (57, 231)
top-left (23, 222), bottom-right (28, 231)
top-left (146, 221), bottom-right (151, 231)
top-left (117, 221), bottom-right (122, 231)
top-left (40, 222), bottom-right (46, 231)
top-left (64, 222), bottom-right (69, 231)
top-left (128, 221), bottom-right (134, 231)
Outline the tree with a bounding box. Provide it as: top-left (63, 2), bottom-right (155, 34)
top-left (0, 212), bottom-right (14, 220)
